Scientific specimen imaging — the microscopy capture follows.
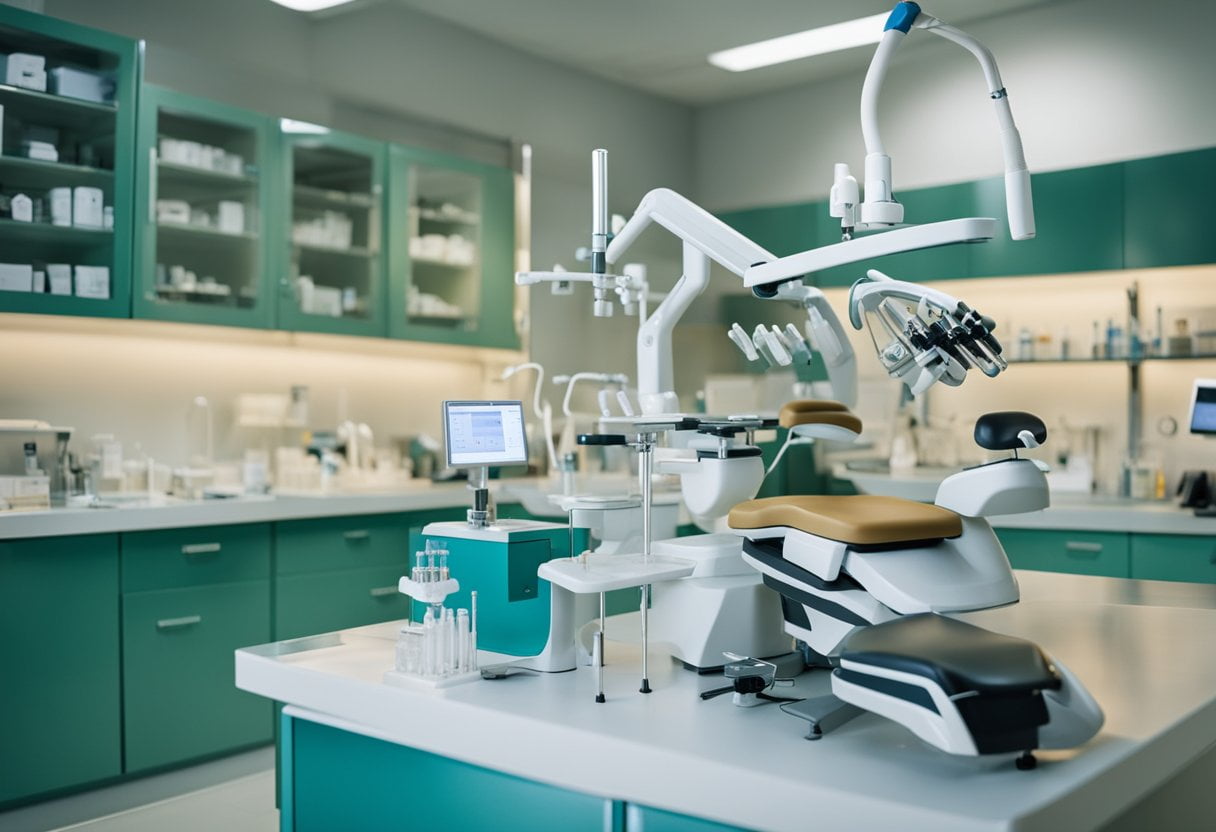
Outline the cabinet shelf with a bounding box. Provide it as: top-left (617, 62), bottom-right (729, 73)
top-left (0, 83), bottom-right (117, 129)
top-left (156, 222), bottom-right (258, 242)
top-left (156, 160), bottom-right (257, 185)
top-left (410, 256), bottom-right (477, 269)
top-left (0, 217), bottom-right (111, 242)
top-left (0, 154), bottom-right (114, 186)
top-left (294, 242), bottom-right (374, 258)
top-left (293, 184), bottom-right (374, 209)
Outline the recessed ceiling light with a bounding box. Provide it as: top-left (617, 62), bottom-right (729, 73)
top-left (708, 12), bottom-right (889, 72)
top-left (280, 118), bottom-right (330, 135)
top-left (268, 0), bottom-right (357, 12)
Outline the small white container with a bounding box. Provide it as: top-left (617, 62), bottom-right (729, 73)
top-left (47, 264), bottom-right (72, 295)
top-left (49, 66), bottom-right (112, 103)
top-left (73, 187), bottom-right (104, 228)
top-left (48, 187), bottom-right (72, 227)
top-left (74, 265), bottom-right (110, 299)
top-left (9, 193), bottom-right (32, 222)
top-left (3, 53), bottom-right (47, 91)
top-left (0, 263), bottom-right (33, 293)
top-left (217, 200), bottom-right (244, 234)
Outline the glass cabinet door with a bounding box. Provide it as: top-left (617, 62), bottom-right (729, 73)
top-left (0, 6), bottom-right (139, 319)
top-left (276, 124), bottom-right (385, 337)
top-left (388, 145), bottom-right (516, 348)
top-left (133, 85), bottom-right (273, 328)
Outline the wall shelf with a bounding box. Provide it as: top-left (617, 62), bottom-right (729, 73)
top-left (0, 217), bottom-right (111, 242)
top-left (156, 160), bottom-right (257, 185)
top-left (156, 222), bottom-right (258, 242)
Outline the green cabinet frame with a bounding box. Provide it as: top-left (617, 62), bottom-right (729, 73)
top-left (0, 534), bottom-right (121, 806)
top-left (133, 84), bottom-right (276, 328)
top-left (1124, 147), bottom-right (1216, 269)
top-left (274, 125), bottom-right (388, 337)
top-left (0, 5), bottom-right (140, 319)
top-left (387, 144), bottom-right (517, 348)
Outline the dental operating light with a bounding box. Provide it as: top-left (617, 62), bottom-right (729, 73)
top-left (708, 13), bottom-right (889, 72)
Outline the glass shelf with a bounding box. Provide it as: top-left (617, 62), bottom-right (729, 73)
top-left (156, 222), bottom-right (258, 242)
top-left (0, 154), bottom-right (113, 186)
top-left (0, 83), bottom-right (116, 127)
top-left (293, 183), bottom-right (373, 209)
top-left (0, 217), bottom-right (111, 242)
top-left (410, 256), bottom-right (477, 269)
top-left (294, 242), bottom-right (374, 258)
top-left (156, 160), bottom-right (257, 185)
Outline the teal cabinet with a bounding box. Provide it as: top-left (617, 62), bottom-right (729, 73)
top-left (626, 804), bottom-right (748, 832)
top-left (996, 528), bottom-right (1130, 577)
top-left (387, 144), bottom-right (517, 348)
top-left (275, 564), bottom-right (409, 640)
top-left (122, 522), bottom-right (270, 592)
top-left (1124, 148), bottom-right (1216, 269)
top-left (275, 124), bottom-right (387, 337)
top-left (849, 182), bottom-right (974, 284)
top-left (0, 534), bottom-right (121, 805)
top-left (1131, 534), bottom-right (1216, 584)
top-left (970, 164), bottom-right (1124, 277)
top-left (122, 579), bottom-right (272, 771)
top-left (285, 716), bottom-right (616, 832)
top-left (715, 201), bottom-right (817, 258)
top-left (133, 85), bottom-right (276, 328)
top-left (0, 6), bottom-right (140, 319)
top-left (275, 513), bottom-right (411, 575)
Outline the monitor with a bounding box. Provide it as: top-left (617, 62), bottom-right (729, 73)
top-left (1189, 379), bottom-right (1216, 435)
top-left (443, 400), bottom-right (529, 468)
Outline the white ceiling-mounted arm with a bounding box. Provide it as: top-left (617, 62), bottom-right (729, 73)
top-left (860, 2), bottom-right (1035, 239)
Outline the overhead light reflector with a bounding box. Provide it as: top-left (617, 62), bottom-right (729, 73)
top-left (709, 13), bottom-right (888, 72)
top-left (268, 0), bottom-right (357, 12)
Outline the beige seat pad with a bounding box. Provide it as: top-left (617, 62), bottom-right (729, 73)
top-left (729, 495), bottom-right (962, 545)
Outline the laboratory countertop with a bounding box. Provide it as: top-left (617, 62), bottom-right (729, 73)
top-left (236, 571), bottom-right (1216, 832)
top-left (989, 496), bottom-right (1213, 535)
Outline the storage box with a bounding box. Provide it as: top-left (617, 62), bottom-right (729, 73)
top-left (3, 53), bottom-right (47, 92)
top-left (47, 264), bottom-right (72, 295)
top-left (72, 187), bottom-right (104, 228)
top-left (74, 265), bottom-right (110, 299)
top-left (49, 66), bottom-right (113, 103)
top-left (156, 199), bottom-right (190, 225)
top-left (0, 263), bottom-right (33, 293)
top-left (217, 200), bottom-right (245, 234)
top-left (0, 475), bottom-right (51, 511)
top-left (32, 270), bottom-right (45, 293)
top-left (10, 193), bottom-right (32, 222)
top-left (48, 187), bottom-right (72, 227)
top-left (22, 140), bottom-right (57, 162)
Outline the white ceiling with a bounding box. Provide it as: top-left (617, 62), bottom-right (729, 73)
top-left (390, 0), bottom-right (1056, 105)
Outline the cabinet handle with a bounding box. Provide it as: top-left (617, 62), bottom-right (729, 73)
top-left (157, 615), bottom-right (202, 630)
top-left (369, 586), bottom-right (398, 598)
top-left (343, 529), bottom-right (371, 541)
top-left (1064, 541), bottom-right (1103, 555)
top-left (182, 542), bottom-right (222, 555)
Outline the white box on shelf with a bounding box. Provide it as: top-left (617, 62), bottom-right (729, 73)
top-left (73, 187), bottom-right (104, 228)
top-left (217, 200), bottom-right (245, 234)
top-left (10, 193), bottom-right (32, 222)
top-left (45, 263), bottom-right (73, 295)
top-left (32, 270), bottom-right (45, 293)
top-left (0, 263), bottom-right (33, 293)
top-left (47, 264), bottom-right (72, 295)
top-left (22, 140), bottom-right (57, 162)
top-left (49, 66), bottom-right (113, 103)
top-left (156, 199), bottom-right (190, 225)
top-left (74, 265), bottom-right (110, 299)
top-left (3, 53), bottom-right (47, 91)
top-left (48, 187), bottom-right (72, 226)
top-left (311, 285), bottom-right (343, 317)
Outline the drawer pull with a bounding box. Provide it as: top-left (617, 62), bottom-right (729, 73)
top-left (1064, 541), bottom-right (1103, 555)
top-left (343, 530), bottom-right (371, 542)
top-left (157, 615), bottom-right (202, 630)
top-left (182, 543), bottom-right (222, 556)
top-left (369, 586), bottom-right (398, 598)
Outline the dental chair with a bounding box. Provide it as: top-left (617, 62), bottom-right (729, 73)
top-left (729, 401), bottom-right (1104, 765)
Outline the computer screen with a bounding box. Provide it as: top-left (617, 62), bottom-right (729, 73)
top-left (443, 400), bottom-right (529, 468)
top-left (1189, 380), bottom-right (1216, 435)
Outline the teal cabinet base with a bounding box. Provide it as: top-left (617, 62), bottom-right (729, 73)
top-left (995, 529), bottom-right (1130, 578)
top-left (1131, 534), bottom-right (1216, 584)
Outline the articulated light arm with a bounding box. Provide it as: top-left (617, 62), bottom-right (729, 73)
top-left (861, 2), bottom-right (1034, 239)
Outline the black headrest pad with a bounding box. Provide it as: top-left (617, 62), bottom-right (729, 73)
top-left (974, 411), bottom-right (1047, 451)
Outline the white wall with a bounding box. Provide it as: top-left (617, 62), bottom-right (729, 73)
top-left (695, 0), bottom-right (1216, 212)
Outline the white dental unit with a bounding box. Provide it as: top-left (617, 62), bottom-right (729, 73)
top-left (232, 5), bottom-right (1216, 832)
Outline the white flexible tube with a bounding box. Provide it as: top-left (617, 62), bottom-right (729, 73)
top-left (860, 29), bottom-right (904, 156)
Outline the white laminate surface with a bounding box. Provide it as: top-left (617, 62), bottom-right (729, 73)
top-left (989, 496), bottom-right (1214, 535)
top-left (235, 571), bottom-right (1216, 832)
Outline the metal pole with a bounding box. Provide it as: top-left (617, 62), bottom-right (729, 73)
top-left (595, 591), bottom-right (606, 703)
top-left (639, 432), bottom-right (653, 694)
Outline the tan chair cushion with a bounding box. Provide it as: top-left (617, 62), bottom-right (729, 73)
top-left (779, 400), bottom-right (863, 434)
top-left (729, 495), bottom-right (962, 546)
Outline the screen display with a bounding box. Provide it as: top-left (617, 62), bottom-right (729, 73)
top-left (1190, 381), bottom-right (1216, 435)
top-left (443, 401), bottom-right (528, 467)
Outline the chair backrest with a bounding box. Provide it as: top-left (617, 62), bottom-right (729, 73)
top-left (779, 400), bottom-right (862, 442)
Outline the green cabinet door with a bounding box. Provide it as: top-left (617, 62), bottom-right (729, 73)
top-left (970, 164), bottom-right (1124, 277)
top-left (275, 125), bottom-right (388, 337)
top-left (1131, 534), bottom-right (1216, 584)
top-left (123, 580), bottom-right (272, 771)
top-left (1124, 147), bottom-right (1216, 269)
top-left (387, 144), bottom-right (517, 348)
top-left (716, 202), bottom-right (818, 258)
top-left (0, 5), bottom-right (140, 320)
top-left (122, 522), bottom-right (270, 592)
top-left (0, 534), bottom-right (121, 805)
top-left (133, 85), bottom-right (276, 328)
top-left (274, 564), bottom-right (409, 640)
top-left (275, 513), bottom-right (411, 575)
top-left (995, 528), bottom-right (1130, 577)
top-left (286, 716), bottom-right (615, 832)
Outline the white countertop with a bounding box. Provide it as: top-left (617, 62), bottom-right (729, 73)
top-left (990, 497), bottom-right (1214, 535)
top-left (236, 571), bottom-right (1216, 832)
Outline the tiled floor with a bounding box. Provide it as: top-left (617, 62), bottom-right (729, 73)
top-left (0, 748), bottom-right (278, 832)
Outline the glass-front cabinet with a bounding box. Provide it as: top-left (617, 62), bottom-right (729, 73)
top-left (276, 123), bottom-right (385, 337)
top-left (388, 145), bottom-right (516, 347)
top-left (0, 5), bottom-right (139, 318)
top-left (133, 85), bottom-right (273, 328)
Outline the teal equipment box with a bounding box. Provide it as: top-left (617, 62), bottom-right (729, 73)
top-left (414, 519), bottom-right (582, 658)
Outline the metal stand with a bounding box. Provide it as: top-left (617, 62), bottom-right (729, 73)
top-left (782, 694), bottom-right (864, 740)
top-left (595, 592), bottom-right (606, 703)
top-left (637, 430), bottom-right (656, 695)
top-left (467, 465), bottom-right (492, 528)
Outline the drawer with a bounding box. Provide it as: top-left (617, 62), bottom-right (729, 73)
top-left (122, 581), bottom-right (272, 772)
top-left (1131, 534), bottom-right (1216, 584)
top-left (274, 564), bottom-right (410, 640)
top-left (122, 523), bottom-right (270, 592)
top-left (275, 513), bottom-right (411, 575)
top-left (996, 529), bottom-right (1130, 577)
